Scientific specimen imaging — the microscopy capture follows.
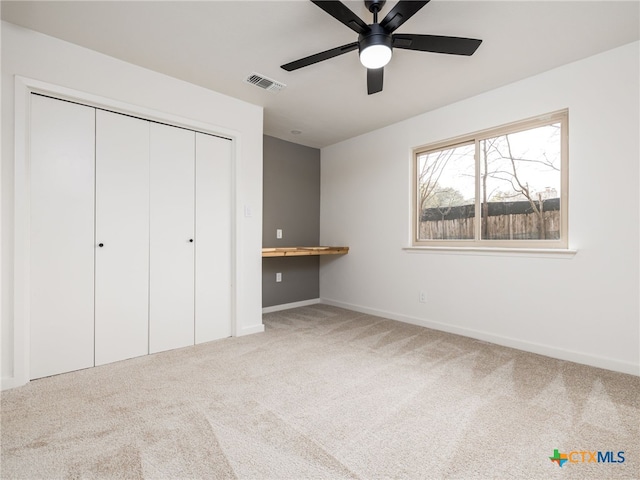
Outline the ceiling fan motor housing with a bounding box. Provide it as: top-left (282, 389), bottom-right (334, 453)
top-left (358, 23), bottom-right (393, 56)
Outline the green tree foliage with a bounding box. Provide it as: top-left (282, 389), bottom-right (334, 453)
top-left (422, 185), bottom-right (468, 208)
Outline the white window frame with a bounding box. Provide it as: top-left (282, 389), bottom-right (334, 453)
top-left (412, 110), bottom-right (569, 250)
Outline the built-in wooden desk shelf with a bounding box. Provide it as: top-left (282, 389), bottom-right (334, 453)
top-left (262, 246), bottom-right (349, 257)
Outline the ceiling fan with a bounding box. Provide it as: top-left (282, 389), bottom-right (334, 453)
top-left (281, 0), bottom-right (482, 95)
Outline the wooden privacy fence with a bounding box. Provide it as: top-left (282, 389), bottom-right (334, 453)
top-left (420, 198), bottom-right (560, 240)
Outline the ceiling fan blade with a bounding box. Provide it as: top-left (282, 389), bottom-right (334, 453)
top-left (380, 1), bottom-right (430, 33)
top-left (281, 42), bottom-right (359, 71)
top-left (367, 68), bottom-right (384, 95)
top-left (311, 1), bottom-right (370, 35)
top-left (393, 34), bottom-right (482, 56)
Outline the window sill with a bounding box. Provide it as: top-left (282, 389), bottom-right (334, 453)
top-left (403, 246), bottom-right (577, 259)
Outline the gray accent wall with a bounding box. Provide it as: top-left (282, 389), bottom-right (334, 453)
top-left (262, 135), bottom-right (320, 308)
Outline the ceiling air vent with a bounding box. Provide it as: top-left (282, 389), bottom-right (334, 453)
top-left (244, 72), bottom-right (286, 93)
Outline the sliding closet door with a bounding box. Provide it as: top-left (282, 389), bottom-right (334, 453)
top-left (95, 110), bottom-right (150, 366)
top-left (149, 124), bottom-right (196, 353)
top-left (30, 95), bottom-right (95, 379)
top-left (195, 133), bottom-right (232, 343)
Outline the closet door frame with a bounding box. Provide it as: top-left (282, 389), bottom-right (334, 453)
top-left (10, 76), bottom-right (238, 390)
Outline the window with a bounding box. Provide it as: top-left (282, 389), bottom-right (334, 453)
top-left (413, 110), bottom-right (568, 248)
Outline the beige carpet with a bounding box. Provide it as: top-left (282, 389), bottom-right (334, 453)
top-left (1, 305), bottom-right (639, 479)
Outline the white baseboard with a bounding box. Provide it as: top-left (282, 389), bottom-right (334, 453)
top-left (320, 298), bottom-right (640, 377)
top-left (2, 376), bottom-right (23, 391)
top-left (237, 324), bottom-right (265, 336)
top-left (262, 298), bottom-right (321, 314)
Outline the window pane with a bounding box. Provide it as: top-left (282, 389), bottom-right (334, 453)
top-left (417, 143), bottom-right (475, 240)
top-left (480, 123), bottom-right (561, 240)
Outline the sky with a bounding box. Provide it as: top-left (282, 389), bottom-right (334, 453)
top-left (418, 122), bottom-right (561, 204)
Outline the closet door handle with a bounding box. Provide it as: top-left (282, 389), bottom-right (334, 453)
top-left (98, 243), bottom-right (104, 248)
top-left (189, 239), bottom-right (194, 243)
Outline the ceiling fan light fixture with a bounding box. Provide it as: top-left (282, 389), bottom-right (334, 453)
top-left (360, 44), bottom-right (392, 69)
top-left (358, 24), bottom-right (392, 69)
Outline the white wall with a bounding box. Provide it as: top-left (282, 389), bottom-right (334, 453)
top-left (320, 41), bottom-right (640, 375)
top-left (1, 22), bottom-right (264, 388)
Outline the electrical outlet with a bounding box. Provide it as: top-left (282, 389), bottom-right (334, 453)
top-left (276, 229), bottom-right (283, 239)
top-left (419, 291), bottom-right (427, 303)
top-left (276, 272), bottom-right (282, 282)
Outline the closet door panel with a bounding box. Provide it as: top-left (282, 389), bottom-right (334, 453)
top-left (149, 124), bottom-right (195, 353)
top-left (30, 95), bottom-right (96, 379)
top-left (95, 110), bottom-right (150, 366)
top-left (195, 133), bottom-right (232, 343)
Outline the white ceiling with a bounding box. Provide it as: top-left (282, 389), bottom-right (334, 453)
top-left (2, 0), bottom-right (639, 148)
